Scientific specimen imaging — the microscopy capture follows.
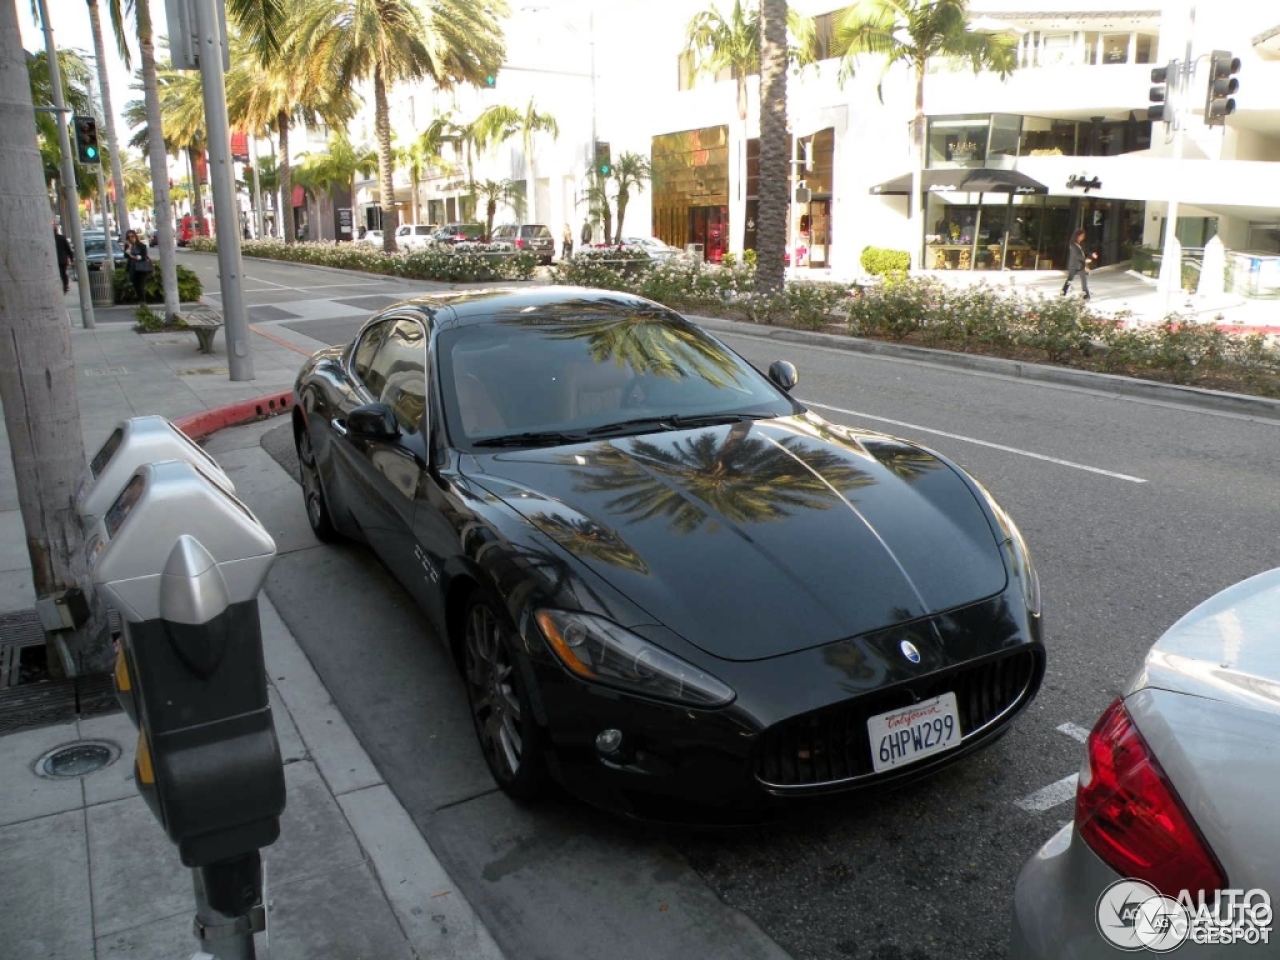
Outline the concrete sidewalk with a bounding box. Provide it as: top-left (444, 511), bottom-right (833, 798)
top-left (0, 295), bottom-right (503, 960)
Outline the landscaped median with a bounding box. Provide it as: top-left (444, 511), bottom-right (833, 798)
top-left (188, 236), bottom-right (538, 283)
top-left (552, 252), bottom-right (1280, 399)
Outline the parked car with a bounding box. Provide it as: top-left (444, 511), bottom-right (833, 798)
top-left (492, 223), bottom-right (556, 265)
top-left (359, 229), bottom-right (385, 247)
top-left (621, 236), bottom-right (689, 261)
top-left (1011, 568), bottom-right (1280, 957)
top-left (431, 222), bottom-right (484, 245)
top-left (81, 231), bottom-right (124, 271)
top-left (394, 223), bottom-right (438, 249)
top-left (291, 287), bottom-right (1045, 819)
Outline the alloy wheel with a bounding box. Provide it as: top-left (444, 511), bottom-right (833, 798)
top-left (465, 602), bottom-right (525, 780)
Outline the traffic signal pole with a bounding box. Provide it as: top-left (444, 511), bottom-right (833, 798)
top-left (36, 0), bottom-right (95, 328)
top-left (1157, 3), bottom-right (1195, 304)
top-left (193, 0), bottom-right (254, 380)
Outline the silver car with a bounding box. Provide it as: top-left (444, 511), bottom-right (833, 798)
top-left (1011, 568), bottom-right (1280, 957)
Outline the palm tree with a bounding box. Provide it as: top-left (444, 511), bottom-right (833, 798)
top-left (472, 178), bottom-right (523, 241)
top-left (832, 0), bottom-right (1016, 269)
top-left (295, 131), bottom-right (378, 236)
top-left (86, 0), bottom-right (131, 233)
top-left (298, 0), bottom-right (506, 253)
top-left (121, 153), bottom-right (153, 211)
top-left (756, 0), bottom-right (789, 295)
top-left (28, 49), bottom-right (92, 219)
top-left (471, 99), bottom-right (559, 224)
top-left (610, 151), bottom-right (651, 244)
top-left (223, 19), bottom-right (355, 245)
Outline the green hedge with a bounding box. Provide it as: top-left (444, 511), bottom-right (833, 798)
top-left (860, 246), bottom-right (911, 276)
top-left (112, 264), bottom-right (203, 304)
top-left (189, 237), bottom-right (537, 283)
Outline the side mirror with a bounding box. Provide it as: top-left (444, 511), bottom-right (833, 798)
top-left (347, 402), bottom-right (400, 440)
top-left (768, 360), bottom-right (799, 393)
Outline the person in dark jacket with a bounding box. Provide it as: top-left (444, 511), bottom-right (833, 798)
top-left (54, 224), bottom-right (73, 293)
top-left (123, 229), bottom-right (153, 302)
top-left (1062, 229), bottom-right (1097, 299)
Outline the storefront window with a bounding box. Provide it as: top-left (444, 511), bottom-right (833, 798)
top-left (1134, 34), bottom-right (1156, 64)
top-left (924, 195), bottom-right (1076, 272)
top-left (989, 115), bottom-right (1021, 160)
top-left (1100, 34), bottom-right (1129, 64)
top-left (927, 116), bottom-right (989, 168)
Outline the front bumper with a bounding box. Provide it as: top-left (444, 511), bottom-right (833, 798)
top-left (524, 594), bottom-right (1044, 821)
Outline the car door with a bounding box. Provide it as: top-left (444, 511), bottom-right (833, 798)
top-left (333, 315), bottom-right (433, 596)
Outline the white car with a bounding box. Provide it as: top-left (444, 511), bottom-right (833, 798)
top-left (621, 236), bottom-right (689, 261)
top-left (359, 229), bottom-right (384, 247)
top-left (394, 224), bottom-right (438, 249)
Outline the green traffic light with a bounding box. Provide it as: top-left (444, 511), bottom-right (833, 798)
top-left (86, 147), bottom-right (98, 159)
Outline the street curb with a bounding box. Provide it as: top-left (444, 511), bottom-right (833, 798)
top-left (688, 313), bottom-right (1280, 423)
top-left (172, 390), bottom-right (294, 440)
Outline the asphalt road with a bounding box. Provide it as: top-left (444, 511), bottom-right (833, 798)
top-left (195, 252), bottom-right (1280, 959)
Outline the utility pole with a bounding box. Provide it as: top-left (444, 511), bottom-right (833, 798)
top-left (251, 134), bottom-right (265, 240)
top-left (192, 0), bottom-right (254, 380)
top-left (36, 0), bottom-right (95, 328)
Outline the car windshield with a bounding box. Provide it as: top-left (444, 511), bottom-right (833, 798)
top-left (83, 237), bottom-right (116, 257)
top-left (439, 307), bottom-right (798, 448)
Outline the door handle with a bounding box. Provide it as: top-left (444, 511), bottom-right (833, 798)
top-left (332, 418), bottom-right (349, 437)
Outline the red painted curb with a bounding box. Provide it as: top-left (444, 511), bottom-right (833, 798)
top-left (173, 391), bottom-right (295, 441)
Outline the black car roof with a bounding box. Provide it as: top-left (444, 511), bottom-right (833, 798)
top-left (386, 287), bottom-right (677, 330)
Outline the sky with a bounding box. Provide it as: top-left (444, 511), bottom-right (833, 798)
top-left (21, 0), bottom-right (169, 140)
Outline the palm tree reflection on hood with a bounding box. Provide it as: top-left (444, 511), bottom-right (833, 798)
top-left (563, 424), bottom-right (875, 535)
top-left (526, 511), bottom-right (650, 574)
top-left (499, 302), bottom-right (741, 388)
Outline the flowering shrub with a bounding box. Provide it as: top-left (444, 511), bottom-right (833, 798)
top-left (189, 237), bottom-right (536, 283)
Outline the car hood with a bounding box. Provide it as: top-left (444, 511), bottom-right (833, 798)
top-left (1129, 567), bottom-right (1280, 715)
top-left (467, 415), bottom-right (1008, 661)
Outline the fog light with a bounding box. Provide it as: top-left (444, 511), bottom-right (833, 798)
top-left (595, 728), bottom-right (623, 755)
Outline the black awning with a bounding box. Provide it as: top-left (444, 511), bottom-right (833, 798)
top-left (870, 168), bottom-right (1048, 196)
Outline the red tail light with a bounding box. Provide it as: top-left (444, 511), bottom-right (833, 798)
top-left (516, 238), bottom-right (525, 249)
top-left (1076, 699), bottom-right (1226, 898)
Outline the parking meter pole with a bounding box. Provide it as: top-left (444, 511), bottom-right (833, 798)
top-left (194, 0), bottom-right (254, 380)
top-left (193, 853), bottom-right (263, 960)
top-left (36, 0), bottom-right (95, 328)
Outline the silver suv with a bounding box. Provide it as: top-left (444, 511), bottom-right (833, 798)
top-left (492, 224), bottom-right (555, 265)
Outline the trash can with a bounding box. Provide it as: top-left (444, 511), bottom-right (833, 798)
top-left (88, 268), bottom-right (114, 307)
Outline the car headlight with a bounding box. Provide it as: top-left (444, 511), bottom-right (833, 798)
top-left (534, 610), bottom-right (735, 707)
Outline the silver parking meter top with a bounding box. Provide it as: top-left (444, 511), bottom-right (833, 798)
top-left (88, 459), bottom-right (275, 623)
top-left (76, 416), bottom-right (235, 525)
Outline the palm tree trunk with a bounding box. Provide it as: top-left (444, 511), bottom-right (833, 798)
top-left (375, 67), bottom-right (397, 253)
top-left (615, 186), bottom-right (630, 244)
top-left (87, 0), bottom-right (129, 233)
top-left (187, 145), bottom-right (205, 235)
top-left (756, 0), bottom-right (789, 294)
top-left (524, 130), bottom-right (535, 223)
top-left (410, 166), bottom-right (420, 224)
top-left (910, 66), bottom-right (925, 271)
top-left (278, 110), bottom-right (293, 244)
top-left (1, 0), bottom-right (112, 676)
top-left (137, 0), bottom-right (180, 319)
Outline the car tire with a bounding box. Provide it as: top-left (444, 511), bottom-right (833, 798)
top-left (296, 426), bottom-right (340, 542)
top-left (463, 594), bottom-right (549, 800)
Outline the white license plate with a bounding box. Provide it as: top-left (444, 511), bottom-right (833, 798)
top-left (867, 692), bottom-right (961, 773)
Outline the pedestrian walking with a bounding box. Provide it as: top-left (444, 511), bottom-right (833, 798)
top-left (123, 229), bottom-right (154, 303)
top-left (1062, 229), bottom-right (1097, 300)
top-left (562, 224), bottom-right (574, 260)
top-left (580, 218), bottom-right (592, 247)
top-left (53, 223), bottom-right (73, 293)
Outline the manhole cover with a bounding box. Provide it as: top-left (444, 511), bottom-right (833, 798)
top-left (34, 739), bottom-right (121, 779)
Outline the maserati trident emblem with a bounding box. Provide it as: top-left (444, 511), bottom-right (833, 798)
top-left (900, 640), bottom-right (922, 664)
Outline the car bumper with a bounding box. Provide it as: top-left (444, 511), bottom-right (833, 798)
top-left (525, 595), bottom-right (1044, 821)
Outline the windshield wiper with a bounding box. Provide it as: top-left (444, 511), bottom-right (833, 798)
top-left (472, 430), bottom-right (590, 448)
top-left (586, 412), bottom-right (768, 437)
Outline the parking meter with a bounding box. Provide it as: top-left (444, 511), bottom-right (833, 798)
top-left (76, 415), bottom-right (235, 526)
top-left (87, 459), bottom-right (284, 883)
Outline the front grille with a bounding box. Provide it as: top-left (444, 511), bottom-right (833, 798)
top-left (755, 649), bottom-right (1039, 789)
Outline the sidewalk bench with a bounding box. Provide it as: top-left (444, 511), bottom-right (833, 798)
top-left (180, 307), bottom-right (225, 354)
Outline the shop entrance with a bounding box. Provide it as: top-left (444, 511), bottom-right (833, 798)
top-left (689, 205), bottom-right (729, 263)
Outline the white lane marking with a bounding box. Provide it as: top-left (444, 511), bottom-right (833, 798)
top-left (802, 400), bottom-right (1148, 484)
top-left (1016, 774), bottom-right (1080, 813)
top-left (1057, 722), bottom-right (1091, 743)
